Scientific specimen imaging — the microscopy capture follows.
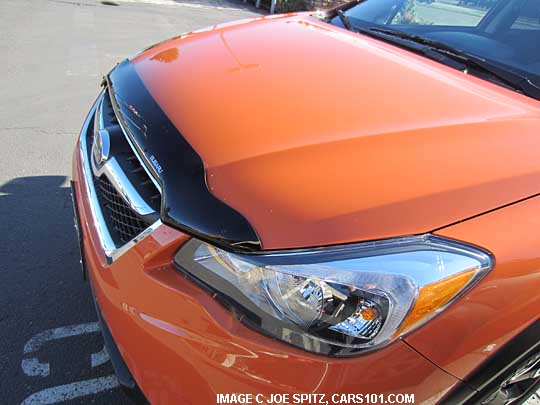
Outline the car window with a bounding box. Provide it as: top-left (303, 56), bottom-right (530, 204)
top-left (389, 0), bottom-right (492, 27)
top-left (342, 0), bottom-right (496, 27)
top-left (330, 0), bottom-right (540, 97)
top-left (511, 0), bottom-right (540, 30)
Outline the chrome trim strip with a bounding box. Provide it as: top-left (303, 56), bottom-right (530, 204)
top-left (79, 92), bottom-right (161, 265)
top-left (106, 88), bottom-right (162, 193)
top-left (120, 120), bottom-right (162, 193)
top-left (91, 156), bottom-right (155, 217)
top-left (92, 96), bottom-right (156, 217)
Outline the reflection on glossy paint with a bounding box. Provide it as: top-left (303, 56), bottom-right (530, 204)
top-left (220, 32), bottom-right (258, 73)
top-left (128, 297), bottom-right (328, 390)
top-left (117, 97), bottom-right (148, 138)
top-left (139, 312), bottom-right (189, 338)
top-left (259, 351), bottom-right (289, 358)
top-left (311, 363), bottom-right (329, 393)
top-left (482, 344), bottom-right (497, 353)
top-left (242, 370), bottom-right (273, 384)
top-left (150, 48), bottom-right (179, 64)
top-left (121, 302), bottom-right (191, 339)
top-left (221, 341), bottom-right (258, 368)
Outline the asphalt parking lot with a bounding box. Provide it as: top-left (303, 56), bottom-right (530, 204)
top-left (0, 0), bottom-right (260, 403)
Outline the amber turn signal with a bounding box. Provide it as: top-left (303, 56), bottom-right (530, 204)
top-left (394, 269), bottom-right (477, 337)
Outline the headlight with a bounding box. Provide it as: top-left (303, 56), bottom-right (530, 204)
top-left (174, 235), bottom-right (492, 356)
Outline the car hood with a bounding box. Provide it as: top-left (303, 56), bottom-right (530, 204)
top-left (131, 14), bottom-right (540, 250)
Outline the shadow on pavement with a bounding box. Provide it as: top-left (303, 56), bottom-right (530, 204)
top-left (0, 176), bottom-right (130, 403)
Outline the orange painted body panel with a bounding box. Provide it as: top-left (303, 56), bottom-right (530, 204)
top-left (73, 11), bottom-right (540, 402)
top-left (133, 14), bottom-right (540, 250)
top-left (405, 194), bottom-right (540, 380)
top-left (72, 147), bottom-right (460, 403)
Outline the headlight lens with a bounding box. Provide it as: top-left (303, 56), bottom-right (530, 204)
top-left (174, 235), bottom-right (492, 356)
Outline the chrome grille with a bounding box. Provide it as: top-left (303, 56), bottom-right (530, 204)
top-left (94, 176), bottom-right (149, 245)
top-left (87, 89), bottom-right (161, 249)
top-left (123, 154), bottom-right (161, 210)
top-left (101, 88), bottom-right (119, 127)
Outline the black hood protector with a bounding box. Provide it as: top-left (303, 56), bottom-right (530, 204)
top-left (106, 60), bottom-right (261, 251)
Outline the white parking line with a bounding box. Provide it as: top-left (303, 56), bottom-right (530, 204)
top-left (22, 322), bottom-right (102, 378)
top-left (91, 346), bottom-right (110, 368)
top-left (21, 358), bottom-right (50, 378)
top-left (20, 375), bottom-right (120, 404)
top-left (23, 322), bottom-right (100, 354)
top-left (21, 322), bottom-right (118, 403)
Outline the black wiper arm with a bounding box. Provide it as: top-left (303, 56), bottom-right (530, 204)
top-left (367, 27), bottom-right (482, 58)
top-left (364, 27), bottom-right (540, 99)
top-left (455, 54), bottom-right (540, 99)
top-left (336, 9), bottom-right (355, 32)
top-left (368, 27), bottom-right (436, 46)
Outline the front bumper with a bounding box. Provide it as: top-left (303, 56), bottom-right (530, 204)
top-left (71, 96), bottom-right (462, 403)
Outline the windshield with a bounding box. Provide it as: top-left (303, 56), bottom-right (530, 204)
top-left (330, 0), bottom-right (540, 94)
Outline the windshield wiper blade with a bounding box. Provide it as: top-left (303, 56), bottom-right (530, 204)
top-left (362, 27), bottom-right (540, 99)
top-left (336, 9), bottom-right (355, 32)
top-left (367, 27), bottom-right (442, 47)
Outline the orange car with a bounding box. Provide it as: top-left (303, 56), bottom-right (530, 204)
top-left (71, 0), bottom-right (540, 404)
